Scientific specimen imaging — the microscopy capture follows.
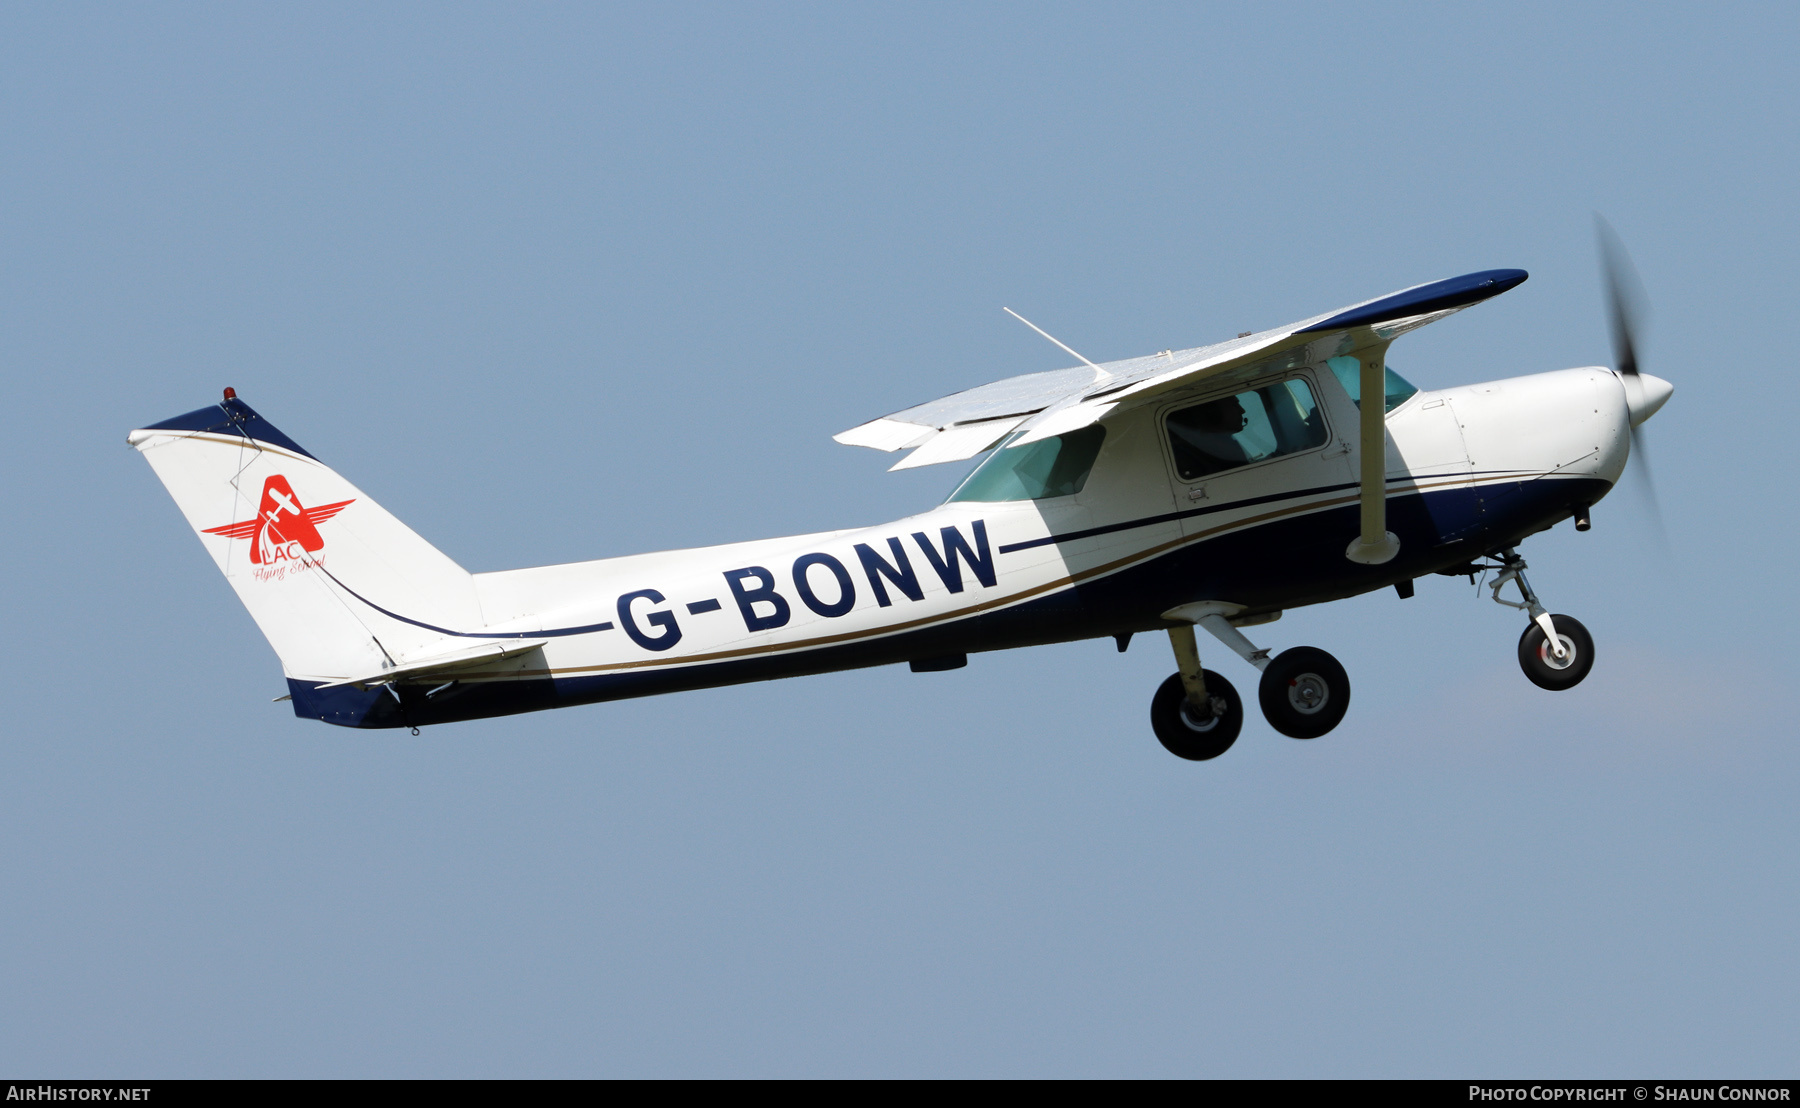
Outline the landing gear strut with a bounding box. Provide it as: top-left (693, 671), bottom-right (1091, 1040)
top-left (1490, 549), bottom-right (1595, 690)
top-left (1150, 603), bottom-right (1351, 759)
top-left (1150, 625), bottom-right (1242, 760)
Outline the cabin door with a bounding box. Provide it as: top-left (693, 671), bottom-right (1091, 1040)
top-left (1162, 371), bottom-right (1355, 540)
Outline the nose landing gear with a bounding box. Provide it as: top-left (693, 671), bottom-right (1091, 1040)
top-left (1518, 614), bottom-right (1594, 690)
top-left (1489, 549), bottom-right (1595, 691)
top-left (1150, 603), bottom-right (1350, 760)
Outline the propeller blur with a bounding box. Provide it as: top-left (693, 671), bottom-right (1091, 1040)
top-left (1598, 214), bottom-right (1673, 535)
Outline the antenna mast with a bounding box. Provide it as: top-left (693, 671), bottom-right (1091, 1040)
top-left (1003, 307), bottom-right (1113, 383)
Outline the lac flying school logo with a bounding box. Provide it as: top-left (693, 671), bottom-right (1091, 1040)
top-left (203, 475), bottom-right (354, 581)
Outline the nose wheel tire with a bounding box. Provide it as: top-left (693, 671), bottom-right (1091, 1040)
top-left (1151, 670), bottom-right (1243, 761)
top-left (1517, 613), bottom-right (1594, 691)
top-left (1258, 646), bottom-right (1351, 739)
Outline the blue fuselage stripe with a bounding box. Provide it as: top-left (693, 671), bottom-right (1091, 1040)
top-left (995, 470), bottom-right (1524, 554)
top-left (313, 565), bottom-right (615, 639)
top-left (319, 470), bottom-right (1535, 639)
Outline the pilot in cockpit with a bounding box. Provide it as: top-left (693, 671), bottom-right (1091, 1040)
top-left (1169, 394), bottom-right (1250, 477)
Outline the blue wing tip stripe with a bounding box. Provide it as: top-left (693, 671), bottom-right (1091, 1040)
top-left (1299, 269), bottom-right (1528, 335)
top-left (139, 397), bottom-right (319, 461)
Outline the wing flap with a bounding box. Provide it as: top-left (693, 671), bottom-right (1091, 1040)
top-left (832, 418), bottom-right (935, 452)
top-left (1009, 398), bottom-right (1120, 446)
top-left (877, 364), bottom-right (1098, 431)
top-left (887, 417), bottom-right (1026, 470)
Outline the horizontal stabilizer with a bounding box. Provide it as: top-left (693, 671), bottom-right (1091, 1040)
top-left (316, 638), bottom-right (549, 689)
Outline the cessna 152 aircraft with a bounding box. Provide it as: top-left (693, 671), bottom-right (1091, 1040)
top-left (130, 245), bottom-right (1671, 760)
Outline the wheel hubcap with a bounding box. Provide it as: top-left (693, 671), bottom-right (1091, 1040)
top-left (1538, 635), bottom-right (1578, 670)
top-left (1179, 697), bottom-right (1223, 732)
top-left (1287, 674), bottom-right (1329, 715)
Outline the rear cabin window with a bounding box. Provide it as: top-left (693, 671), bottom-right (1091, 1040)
top-left (1166, 378), bottom-right (1328, 481)
top-left (1326, 356), bottom-right (1419, 414)
top-left (948, 424), bottom-right (1107, 502)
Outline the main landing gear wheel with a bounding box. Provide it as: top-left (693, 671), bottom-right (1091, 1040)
top-left (1258, 646), bottom-right (1351, 739)
top-left (1151, 670), bottom-right (1243, 761)
top-left (1517, 613), bottom-right (1594, 691)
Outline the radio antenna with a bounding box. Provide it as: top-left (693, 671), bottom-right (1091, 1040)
top-left (1003, 307), bottom-right (1112, 383)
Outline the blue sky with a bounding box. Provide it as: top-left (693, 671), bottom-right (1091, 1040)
top-left (3, 2), bottom-right (1796, 1076)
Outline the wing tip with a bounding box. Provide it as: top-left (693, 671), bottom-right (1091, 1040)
top-left (1299, 268), bottom-right (1528, 335)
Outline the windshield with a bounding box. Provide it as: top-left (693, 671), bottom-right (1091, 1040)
top-left (1326, 356), bottom-right (1419, 413)
top-left (948, 424), bottom-right (1107, 502)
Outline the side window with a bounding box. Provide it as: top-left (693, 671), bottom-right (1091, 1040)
top-left (1166, 378), bottom-right (1328, 481)
top-left (1325, 356), bottom-right (1419, 413)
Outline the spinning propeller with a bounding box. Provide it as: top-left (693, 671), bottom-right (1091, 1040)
top-left (1596, 215), bottom-right (1674, 531)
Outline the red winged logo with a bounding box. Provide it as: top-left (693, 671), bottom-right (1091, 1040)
top-left (203, 475), bottom-right (354, 566)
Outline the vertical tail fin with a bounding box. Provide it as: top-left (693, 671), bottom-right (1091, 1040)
top-left (129, 393), bottom-right (485, 685)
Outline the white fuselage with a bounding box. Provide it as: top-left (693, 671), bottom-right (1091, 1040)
top-left (128, 364), bottom-right (1641, 729)
top-left (441, 366), bottom-right (1632, 698)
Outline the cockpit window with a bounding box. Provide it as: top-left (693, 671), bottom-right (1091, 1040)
top-left (948, 424), bottom-right (1107, 502)
top-left (1325, 356), bottom-right (1419, 413)
top-left (1166, 378), bottom-right (1328, 481)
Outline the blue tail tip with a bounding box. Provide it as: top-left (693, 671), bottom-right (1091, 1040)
top-left (138, 391), bottom-right (317, 460)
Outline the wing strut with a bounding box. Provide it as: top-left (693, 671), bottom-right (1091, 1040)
top-left (1345, 342), bottom-right (1400, 565)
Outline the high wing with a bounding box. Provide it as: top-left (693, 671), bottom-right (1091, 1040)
top-left (835, 269), bottom-right (1528, 470)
